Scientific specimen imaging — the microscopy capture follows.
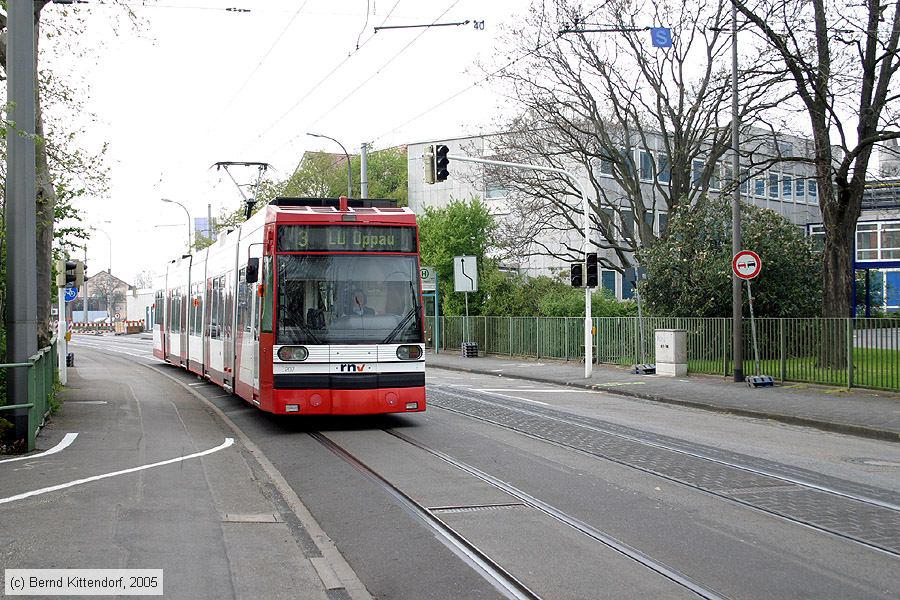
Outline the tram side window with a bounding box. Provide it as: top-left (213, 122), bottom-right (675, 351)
top-left (218, 275), bottom-right (228, 340)
top-left (261, 256), bottom-right (274, 334)
top-left (170, 292), bottom-right (180, 334)
top-left (209, 276), bottom-right (221, 339)
top-left (154, 291), bottom-right (164, 325)
top-left (190, 284), bottom-right (203, 336)
top-left (237, 269), bottom-right (250, 333)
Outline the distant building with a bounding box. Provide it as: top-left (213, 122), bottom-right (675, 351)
top-left (70, 270), bottom-right (130, 322)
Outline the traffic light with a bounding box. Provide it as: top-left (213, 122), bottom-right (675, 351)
top-left (570, 262), bottom-right (583, 287)
top-left (55, 259), bottom-right (84, 288)
top-left (423, 147), bottom-right (436, 184)
top-left (585, 253), bottom-right (598, 287)
top-left (434, 144), bottom-right (450, 182)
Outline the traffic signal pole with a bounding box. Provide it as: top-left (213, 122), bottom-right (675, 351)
top-left (445, 154), bottom-right (594, 378)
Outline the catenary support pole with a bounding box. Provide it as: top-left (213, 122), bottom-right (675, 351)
top-left (731, 0), bottom-right (744, 381)
top-left (360, 143), bottom-right (369, 199)
top-left (5, 0), bottom-right (38, 438)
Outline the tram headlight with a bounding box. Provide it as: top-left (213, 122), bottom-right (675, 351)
top-left (396, 345), bottom-right (422, 360)
top-left (277, 346), bottom-right (309, 361)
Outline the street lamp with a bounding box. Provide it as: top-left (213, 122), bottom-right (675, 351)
top-left (307, 132), bottom-right (353, 198)
top-left (161, 198), bottom-right (193, 252)
top-left (91, 224), bottom-right (113, 274)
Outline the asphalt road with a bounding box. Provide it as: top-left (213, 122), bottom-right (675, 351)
top-left (59, 334), bottom-right (900, 599)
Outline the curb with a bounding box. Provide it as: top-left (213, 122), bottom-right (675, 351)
top-left (428, 362), bottom-right (900, 444)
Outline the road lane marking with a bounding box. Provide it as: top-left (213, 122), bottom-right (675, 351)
top-left (0, 433), bottom-right (79, 465)
top-left (468, 389), bottom-right (548, 406)
top-left (0, 438), bottom-right (234, 504)
top-left (67, 401), bottom-right (108, 405)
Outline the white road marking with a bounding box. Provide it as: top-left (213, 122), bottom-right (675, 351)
top-left (0, 433), bottom-right (79, 465)
top-left (468, 389), bottom-right (548, 406)
top-left (0, 438), bottom-right (234, 505)
top-left (67, 401), bottom-right (108, 405)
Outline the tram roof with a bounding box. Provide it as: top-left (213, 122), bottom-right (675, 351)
top-left (267, 197), bottom-right (417, 225)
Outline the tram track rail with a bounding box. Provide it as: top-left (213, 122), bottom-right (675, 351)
top-left (309, 430), bottom-right (732, 600)
top-left (429, 386), bottom-right (900, 559)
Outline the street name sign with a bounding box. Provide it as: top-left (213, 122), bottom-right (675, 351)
top-left (732, 250), bottom-right (762, 280)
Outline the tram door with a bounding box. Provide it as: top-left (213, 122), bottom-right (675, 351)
top-left (251, 278), bottom-right (259, 391)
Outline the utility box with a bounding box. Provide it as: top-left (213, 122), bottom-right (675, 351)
top-left (655, 329), bottom-right (687, 376)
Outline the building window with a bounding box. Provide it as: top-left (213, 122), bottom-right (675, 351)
top-left (882, 224), bottom-right (900, 259)
top-left (598, 154), bottom-right (614, 176)
top-left (795, 178), bottom-right (806, 203)
top-left (601, 270), bottom-right (616, 292)
top-left (658, 213), bottom-right (669, 236)
top-left (692, 159), bottom-right (705, 189)
top-left (808, 224), bottom-right (826, 252)
top-left (857, 223), bottom-right (879, 261)
top-left (639, 151), bottom-right (654, 182)
top-left (620, 210), bottom-right (635, 241)
top-left (657, 154), bottom-right (671, 183)
top-left (754, 177), bottom-right (766, 197)
top-left (485, 182), bottom-right (508, 199)
top-left (783, 174), bottom-right (793, 201)
top-left (808, 179), bottom-right (818, 200)
top-left (768, 173), bottom-right (780, 199)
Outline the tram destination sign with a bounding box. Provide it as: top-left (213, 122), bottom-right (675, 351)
top-left (278, 225), bottom-right (417, 253)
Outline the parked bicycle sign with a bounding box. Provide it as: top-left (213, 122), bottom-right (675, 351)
top-left (732, 250), bottom-right (762, 280)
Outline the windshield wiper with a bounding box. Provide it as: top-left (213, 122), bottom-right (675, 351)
top-left (382, 307), bottom-right (417, 344)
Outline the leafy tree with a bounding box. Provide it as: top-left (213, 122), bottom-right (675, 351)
top-left (278, 146), bottom-right (408, 205)
top-left (638, 197), bottom-right (822, 317)
top-left (487, 0), bottom-right (787, 271)
top-left (418, 197), bottom-right (497, 316)
top-left (734, 0), bottom-right (900, 319)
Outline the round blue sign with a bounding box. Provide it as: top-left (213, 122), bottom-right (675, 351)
top-left (64, 287), bottom-right (79, 302)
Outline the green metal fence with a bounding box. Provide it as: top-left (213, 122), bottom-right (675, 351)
top-left (0, 338), bottom-right (58, 452)
top-left (435, 316), bottom-right (900, 392)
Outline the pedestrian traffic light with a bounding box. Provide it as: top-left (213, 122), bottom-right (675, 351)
top-left (585, 252), bottom-right (598, 287)
top-left (434, 144), bottom-right (450, 182)
top-left (570, 262), bottom-right (583, 287)
top-left (55, 259), bottom-right (84, 288)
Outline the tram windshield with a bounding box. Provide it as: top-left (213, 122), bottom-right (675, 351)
top-left (276, 254), bottom-right (423, 345)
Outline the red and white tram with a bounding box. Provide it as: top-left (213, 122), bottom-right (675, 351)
top-left (152, 197), bottom-right (426, 415)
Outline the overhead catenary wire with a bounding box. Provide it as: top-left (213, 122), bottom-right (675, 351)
top-left (370, 0), bottom-right (614, 145)
top-left (278, 0), bottom-right (464, 154)
top-left (241, 0), bottom-right (404, 154)
top-left (220, 0), bottom-right (313, 112)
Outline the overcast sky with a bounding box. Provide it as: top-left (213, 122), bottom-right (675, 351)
top-left (43, 0), bottom-right (528, 284)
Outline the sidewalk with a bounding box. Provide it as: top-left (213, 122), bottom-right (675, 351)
top-left (426, 351), bottom-right (900, 442)
top-left (0, 345), bottom-right (368, 600)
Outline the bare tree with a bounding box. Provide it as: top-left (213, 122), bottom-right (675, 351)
top-left (484, 0), bottom-right (788, 273)
top-left (734, 0), bottom-right (900, 319)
